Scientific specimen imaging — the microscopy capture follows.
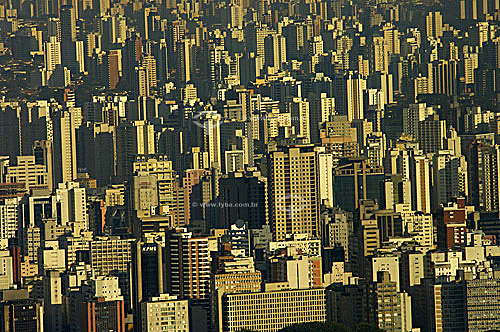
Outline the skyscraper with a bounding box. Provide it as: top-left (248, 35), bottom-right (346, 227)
top-left (165, 230), bottom-right (211, 300)
top-left (269, 145), bottom-right (320, 241)
top-left (334, 71), bottom-right (365, 122)
top-left (52, 109), bottom-right (78, 184)
top-left (426, 11), bottom-right (443, 38)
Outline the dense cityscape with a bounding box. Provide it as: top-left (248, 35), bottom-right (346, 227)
top-left (1, 0), bottom-right (500, 331)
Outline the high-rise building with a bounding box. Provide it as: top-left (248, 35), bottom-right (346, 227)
top-left (334, 71), bottom-right (366, 122)
top-left (264, 34), bottom-right (287, 72)
top-left (5, 156), bottom-right (49, 191)
top-left (308, 93), bottom-right (335, 144)
top-left (140, 294), bottom-right (189, 332)
top-left (133, 236), bottom-right (166, 305)
top-left (60, 6), bottom-right (76, 42)
top-left (366, 271), bottom-right (413, 332)
top-left (318, 151), bottom-right (334, 207)
top-left (115, 120), bottom-right (155, 180)
top-left (44, 36), bottom-right (62, 72)
top-left (211, 270), bottom-right (262, 332)
top-left (52, 109), bottom-right (79, 184)
top-left (176, 39), bottom-right (192, 83)
top-left (436, 197), bottom-right (467, 249)
top-left (218, 170), bottom-right (268, 229)
top-left (0, 197), bottom-right (21, 240)
top-left (432, 151), bottom-right (468, 209)
top-left (221, 288), bottom-right (326, 332)
top-left (410, 154), bottom-right (432, 214)
top-left (333, 158), bottom-right (385, 212)
top-left (0, 295), bottom-right (44, 332)
top-left (426, 11), bottom-right (443, 38)
top-left (269, 145), bottom-right (320, 241)
top-left (430, 60), bottom-right (457, 96)
top-left (165, 230), bottom-right (211, 300)
top-left (90, 237), bottom-right (134, 275)
top-left (467, 139), bottom-right (500, 211)
top-left (132, 155), bottom-right (175, 208)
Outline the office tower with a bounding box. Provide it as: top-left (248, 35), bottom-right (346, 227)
top-left (333, 158), bottom-right (385, 212)
top-left (365, 133), bottom-right (386, 167)
top-left (106, 49), bottom-right (121, 89)
top-left (426, 11), bottom-right (443, 38)
top-left (269, 145), bottom-right (320, 241)
top-left (90, 237), bottom-right (134, 275)
top-left (402, 103), bottom-right (435, 140)
top-left (133, 236), bottom-right (166, 305)
top-left (176, 39), bottom-right (192, 83)
top-left (33, 140), bottom-right (54, 191)
top-left (5, 156), bottom-right (49, 191)
top-left (55, 182), bottom-right (87, 231)
top-left (211, 270), bottom-right (262, 332)
top-left (264, 34), bottom-right (286, 72)
top-left (44, 36), bottom-right (61, 72)
top-left (221, 288), bottom-right (326, 332)
top-left (165, 230), bottom-right (211, 300)
top-left (52, 109), bottom-right (78, 184)
top-left (152, 39), bottom-right (169, 84)
top-left (218, 170), bottom-right (268, 229)
top-left (396, 206), bottom-right (434, 248)
top-left (322, 208), bottom-right (351, 259)
top-left (417, 114), bottom-right (446, 154)
top-left (432, 151), bottom-right (468, 209)
top-left (196, 111), bottom-right (222, 170)
top-left (334, 71), bottom-right (365, 122)
top-left (0, 250), bottom-right (14, 289)
top-left (287, 97), bottom-right (310, 142)
top-left (467, 140), bottom-right (500, 211)
top-left (430, 60), bottom-right (458, 96)
top-left (283, 23), bottom-right (307, 60)
top-left (245, 24), bottom-right (269, 60)
top-left (320, 116), bottom-right (359, 162)
top-left (372, 36), bottom-right (389, 74)
top-left (60, 6), bottom-right (76, 42)
top-left (383, 23), bottom-right (400, 55)
top-left (142, 53), bottom-right (157, 90)
top-left (239, 52), bottom-right (264, 85)
top-left (140, 294), bottom-right (189, 332)
top-left (72, 277), bottom-right (126, 332)
top-left (135, 66), bottom-right (149, 97)
top-left (115, 120), bottom-right (155, 181)
top-left (436, 197), bottom-right (467, 249)
top-left (269, 254), bottom-right (323, 289)
top-left (132, 155), bottom-right (175, 208)
top-left (366, 272), bottom-right (413, 332)
top-left (0, 197), bottom-right (20, 240)
top-left (123, 35), bottom-right (142, 89)
top-left (318, 151), bottom-right (334, 207)
top-left (43, 271), bottom-right (63, 332)
top-left (410, 154), bottom-right (431, 214)
top-left (465, 277), bottom-right (500, 331)
top-left (0, 295), bottom-right (44, 332)
top-left (308, 92), bottom-right (335, 144)
top-left (48, 18), bottom-right (61, 42)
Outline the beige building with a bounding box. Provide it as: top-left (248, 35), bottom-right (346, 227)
top-left (141, 294), bottom-right (189, 332)
top-left (90, 237), bottom-right (134, 275)
top-left (133, 155), bottom-right (175, 207)
top-left (6, 156), bottom-right (49, 190)
top-left (211, 271), bottom-right (262, 332)
top-left (221, 288), bottom-right (326, 332)
top-left (53, 108), bottom-right (79, 184)
top-left (269, 145), bottom-right (320, 241)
